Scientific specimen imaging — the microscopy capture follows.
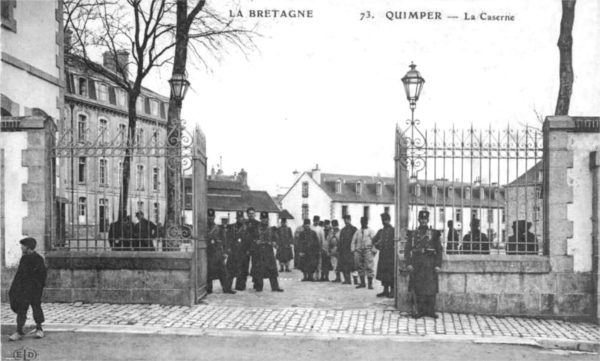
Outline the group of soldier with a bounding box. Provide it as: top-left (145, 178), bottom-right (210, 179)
top-left (108, 211), bottom-right (162, 251)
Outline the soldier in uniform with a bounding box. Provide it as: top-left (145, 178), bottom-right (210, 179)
top-left (507, 220), bottom-right (538, 255)
top-left (328, 220), bottom-right (342, 283)
top-left (351, 217), bottom-right (376, 289)
top-left (338, 215), bottom-right (358, 285)
top-left (311, 216), bottom-right (325, 281)
top-left (250, 212), bottom-right (284, 292)
top-left (236, 207), bottom-right (260, 291)
top-left (373, 212), bottom-right (395, 298)
top-left (462, 218), bottom-right (490, 255)
top-left (297, 219), bottom-right (320, 281)
top-left (404, 210), bottom-right (443, 319)
top-left (446, 220), bottom-right (461, 254)
top-left (206, 209), bottom-right (235, 294)
top-left (320, 220), bottom-right (333, 281)
top-left (133, 211), bottom-right (156, 251)
top-left (276, 217), bottom-right (294, 272)
top-left (225, 211), bottom-right (246, 291)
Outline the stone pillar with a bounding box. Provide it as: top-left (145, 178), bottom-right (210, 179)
top-left (590, 150), bottom-right (600, 323)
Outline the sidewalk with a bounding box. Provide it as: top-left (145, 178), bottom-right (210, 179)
top-left (2, 271), bottom-right (599, 352)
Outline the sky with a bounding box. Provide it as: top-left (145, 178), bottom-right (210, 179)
top-left (146, 0), bottom-right (600, 195)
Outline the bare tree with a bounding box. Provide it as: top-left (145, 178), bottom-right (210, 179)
top-left (64, 0), bottom-right (254, 222)
top-left (555, 0), bottom-right (576, 115)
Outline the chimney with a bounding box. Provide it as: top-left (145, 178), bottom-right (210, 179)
top-left (211, 166), bottom-right (216, 178)
top-left (239, 168), bottom-right (248, 189)
top-left (103, 50), bottom-right (129, 76)
top-left (312, 164), bottom-right (321, 185)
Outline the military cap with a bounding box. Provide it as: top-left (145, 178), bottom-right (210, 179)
top-left (236, 210), bottom-right (244, 218)
top-left (318, 221), bottom-right (324, 227)
top-left (418, 210), bottom-right (430, 219)
top-left (207, 209), bottom-right (215, 217)
top-left (470, 218), bottom-right (481, 227)
top-left (246, 207), bottom-right (255, 213)
top-left (20, 237), bottom-right (37, 250)
top-left (324, 220), bottom-right (331, 225)
top-left (260, 211), bottom-right (269, 219)
top-left (303, 219), bottom-right (311, 225)
top-left (313, 215), bottom-right (320, 222)
top-left (380, 212), bottom-right (391, 221)
top-left (331, 220), bottom-right (339, 227)
top-left (360, 216), bottom-right (368, 223)
top-left (343, 214), bottom-right (351, 220)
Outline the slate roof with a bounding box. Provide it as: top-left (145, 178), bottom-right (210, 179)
top-left (506, 161), bottom-right (543, 187)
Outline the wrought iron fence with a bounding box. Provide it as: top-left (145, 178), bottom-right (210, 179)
top-left (396, 120), bottom-right (544, 255)
top-left (51, 117), bottom-right (200, 252)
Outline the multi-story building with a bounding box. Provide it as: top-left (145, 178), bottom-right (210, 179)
top-left (59, 52), bottom-right (171, 238)
top-left (505, 161), bottom-right (544, 241)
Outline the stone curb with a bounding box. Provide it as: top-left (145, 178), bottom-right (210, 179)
top-left (8, 323), bottom-right (596, 353)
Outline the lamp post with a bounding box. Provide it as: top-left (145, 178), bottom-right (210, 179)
top-left (401, 63), bottom-right (425, 121)
top-left (166, 73), bottom-right (190, 238)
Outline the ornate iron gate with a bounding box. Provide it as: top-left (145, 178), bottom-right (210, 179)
top-left (395, 120), bottom-right (545, 256)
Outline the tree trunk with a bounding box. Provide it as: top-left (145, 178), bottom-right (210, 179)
top-left (555, 0), bottom-right (576, 116)
top-left (118, 90), bottom-right (140, 220)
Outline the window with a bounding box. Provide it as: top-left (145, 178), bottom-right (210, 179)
top-left (439, 208), bottom-right (445, 222)
top-left (154, 202), bottom-right (160, 224)
top-left (335, 180), bottom-right (342, 194)
top-left (480, 188), bottom-right (485, 200)
top-left (414, 184), bottom-right (421, 197)
top-left (136, 165), bottom-right (145, 190)
top-left (535, 206), bottom-right (541, 221)
top-left (301, 204), bottom-right (309, 220)
top-left (78, 197), bottom-right (87, 223)
top-left (150, 100), bottom-right (159, 115)
top-left (456, 208), bottom-right (462, 222)
top-left (151, 130), bottom-right (158, 146)
top-left (99, 199), bottom-right (108, 232)
top-left (356, 181), bottom-right (362, 195)
top-left (1, 0), bottom-right (17, 31)
top-left (536, 186), bottom-right (543, 199)
top-left (376, 182), bottom-right (382, 196)
top-left (136, 96), bottom-right (144, 113)
top-left (98, 118), bottom-right (108, 143)
top-left (494, 189), bottom-right (500, 200)
top-left (117, 162), bottom-right (123, 187)
top-left (98, 83), bottom-right (108, 102)
top-left (501, 209), bottom-right (506, 223)
top-left (78, 77), bottom-right (88, 97)
top-left (465, 187), bottom-right (471, 200)
top-left (302, 181), bottom-right (309, 198)
top-left (384, 206), bottom-right (390, 214)
top-left (78, 157), bottom-right (86, 183)
top-left (432, 186), bottom-right (438, 199)
top-left (363, 206), bottom-right (370, 219)
top-left (342, 205), bottom-right (348, 218)
top-left (118, 124), bottom-right (127, 144)
top-left (77, 114), bottom-right (87, 143)
top-left (487, 209), bottom-right (494, 223)
top-left (448, 187), bottom-right (454, 199)
top-left (152, 167), bottom-right (159, 191)
top-left (136, 128), bottom-right (144, 146)
top-left (99, 159), bottom-right (108, 185)
top-left (116, 89), bottom-right (127, 106)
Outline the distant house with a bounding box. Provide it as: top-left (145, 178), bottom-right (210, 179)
top-left (505, 161), bottom-right (544, 241)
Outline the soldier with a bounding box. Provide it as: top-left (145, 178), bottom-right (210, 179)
top-left (206, 209), bottom-right (235, 294)
top-left (297, 219), bottom-right (320, 281)
top-left (446, 220), bottom-right (461, 254)
top-left (328, 220), bottom-right (342, 283)
top-left (276, 217), bottom-right (294, 272)
top-left (311, 216), bottom-right (325, 281)
top-left (320, 220), bottom-right (333, 281)
top-left (507, 220), bottom-right (538, 255)
top-left (224, 211), bottom-right (245, 291)
top-left (236, 207), bottom-right (260, 291)
top-left (251, 212), bottom-right (284, 292)
top-left (293, 224), bottom-right (303, 269)
top-left (462, 218), bottom-right (490, 255)
top-left (351, 216), bottom-right (376, 289)
top-left (404, 210), bottom-right (443, 319)
top-left (133, 211), bottom-right (156, 251)
top-left (108, 216), bottom-right (132, 251)
top-left (338, 215), bottom-right (358, 285)
top-left (373, 212), bottom-right (395, 298)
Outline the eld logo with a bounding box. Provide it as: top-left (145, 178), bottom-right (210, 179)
top-left (12, 347), bottom-right (38, 361)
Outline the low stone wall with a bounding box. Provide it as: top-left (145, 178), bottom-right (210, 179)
top-left (396, 256), bottom-right (594, 322)
top-left (37, 251), bottom-right (195, 306)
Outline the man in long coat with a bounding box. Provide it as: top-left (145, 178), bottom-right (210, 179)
top-left (206, 209), bottom-right (235, 294)
top-left (373, 212), bottom-right (395, 298)
top-left (446, 220), bottom-right (461, 254)
top-left (310, 215), bottom-right (325, 281)
top-left (327, 220), bottom-right (342, 282)
top-left (251, 212), bottom-right (284, 292)
top-left (235, 207), bottom-right (260, 291)
top-left (338, 215), bottom-right (358, 285)
top-left (133, 211), bottom-right (156, 251)
top-left (276, 218), bottom-right (294, 272)
top-left (462, 218), bottom-right (490, 255)
top-left (297, 219), bottom-right (320, 281)
top-left (225, 211), bottom-right (246, 291)
top-left (404, 210), bottom-right (443, 319)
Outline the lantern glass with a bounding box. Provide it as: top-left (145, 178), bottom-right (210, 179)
top-left (169, 73), bottom-right (190, 101)
top-left (401, 64), bottom-right (425, 109)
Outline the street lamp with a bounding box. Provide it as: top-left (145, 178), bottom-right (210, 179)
top-left (401, 63), bottom-right (425, 112)
top-left (168, 73), bottom-right (190, 102)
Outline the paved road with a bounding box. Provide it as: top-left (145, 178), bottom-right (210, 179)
top-left (1, 330), bottom-right (597, 361)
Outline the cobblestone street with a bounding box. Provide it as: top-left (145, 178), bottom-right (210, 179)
top-left (1, 269), bottom-right (599, 351)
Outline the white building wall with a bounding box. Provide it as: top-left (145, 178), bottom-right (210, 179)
top-left (567, 133), bottom-right (598, 272)
top-left (281, 173), bottom-right (331, 231)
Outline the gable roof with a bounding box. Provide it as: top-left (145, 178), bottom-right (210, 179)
top-left (506, 161), bottom-right (543, 187)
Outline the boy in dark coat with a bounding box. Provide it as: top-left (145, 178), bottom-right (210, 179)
top-left (373, 212), bottom-right (395, 298)
top-left (8, 237), bottom-right (47, 341)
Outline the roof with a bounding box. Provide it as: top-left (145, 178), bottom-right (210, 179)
top-left (279, 209), bottom-right (295, 219)
top-left (320, 180), bottom-right (395, 204)
top-left (320, 173), bottom-right (394, 184)
top-left (506, 161), bottom-right (543, 187)
top-left (208, 190), bottom-right (280, 213)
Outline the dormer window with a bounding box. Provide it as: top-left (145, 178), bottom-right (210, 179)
top-left (414, 184), bottom-right (421, 196)
top-left (448, 187), bottom-right (454, 199)
top-left (335, 179), bottom-right (342, 194)
top-left (98, 83), bottom-right (108, 102)
top-left (136, 96), bottom-right (144, 113)
top-left (494, 189), bottom-right (500, 200)
top-left (432, 186), bottom-right (438, 199)
top-left (78, 77), bottom-right (88, 97)
top-left (356, 181), bottom-right (362, 195)
top-left (116, 89), bottom-right (127, 107)
top-left (376, 182), bottom-right (382, 196)
top-left (480, 188), bottom-right (485, 200)
top-left (465, 187), bottom-right (471, 200)
top-left (150, 99), bottom-right (159, 115)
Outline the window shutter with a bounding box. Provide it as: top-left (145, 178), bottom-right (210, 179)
top-left (65, 71), bottom-right (73, 94)
top-left (144, 97), bottom-right (150, 114)
top-left (108, 86), bottom-right (116, 105)
top-left (88, 79), bottom-right (97, 100)
top-left (160, 102), bottom-right (166, 119)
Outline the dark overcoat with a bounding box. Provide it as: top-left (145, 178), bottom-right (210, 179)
top-left (276, 226), bottom-right (294, 263)
top-left (337, 225), bottom-right (357, 273)
top-left (404, 227), bottom-right (443, 296)
top-left (206, 223), bottom-right (226, 280)
top-left (225, 222), bottom-right (246, 275)
top-left (250, 226), bottom-right (279, 279)
top-left (9, 252), bottom-right (47, 313)
top-left (374, 225), bottom-right (395, 284)
top-left (462, 231), bottom-right (490, 255)
top-left (297, 227), bottom-right (320, 273)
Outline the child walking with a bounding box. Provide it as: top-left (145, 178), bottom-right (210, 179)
top-left (8, 237), bottom-right (47, 341)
